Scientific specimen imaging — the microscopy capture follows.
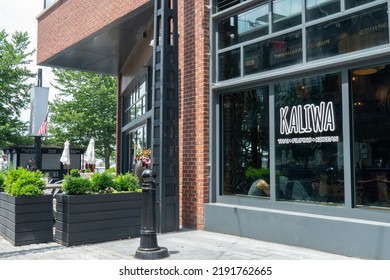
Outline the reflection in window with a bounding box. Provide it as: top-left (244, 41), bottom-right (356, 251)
top-left (306, 0), bottom-right (340, 22)
top-left (222, 88), bottom-right (270, 197)
top-left (272, 0), bottom-right (302, 32)
top-left (307, 4), bottom-right (389, 61)
top-left (352, 64), bottom-right (390, 208)
top-left (275, 73), bottom-right (344, 204)
top-left (219, 49), bottom-right (241, 81)
top-left (244, 31), bottom-right (302, 75)
top-left (346, 0), bottom-right (373, 9)
top-left (218, 4), bottom-right (269, 49)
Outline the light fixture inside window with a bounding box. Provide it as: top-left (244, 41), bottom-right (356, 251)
top-left (353, 66), bottom-right (385, 76)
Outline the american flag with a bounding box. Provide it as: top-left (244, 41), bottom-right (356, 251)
top-left (37, 114), bottom-right (48, 136)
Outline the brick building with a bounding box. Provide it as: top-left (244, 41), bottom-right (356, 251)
top-left (37, 0), bottom-right (390, 259)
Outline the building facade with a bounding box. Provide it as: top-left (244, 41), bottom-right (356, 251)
top-left (37, 0), bottom-right (390, 259)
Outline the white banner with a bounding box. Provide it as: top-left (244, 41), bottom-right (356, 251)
top-left (29, 86), bottom-right (49, 136)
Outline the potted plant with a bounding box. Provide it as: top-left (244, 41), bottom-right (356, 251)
top-left (0, 167), bottom-right (53, 246)
top-left (54, 171), bottom-right (142, 246)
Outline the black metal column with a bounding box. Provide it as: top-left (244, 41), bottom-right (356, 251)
top-left (152, 0), bottom-right (179, 233)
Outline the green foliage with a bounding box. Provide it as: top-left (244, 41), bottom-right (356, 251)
top-left (48, 69), bottom-right (117, 169)
top-left (0, 30), bottom-right (35, 147)
top-left (90, 171), bottom-right (116, 193)
top-left (114, 172), bottom-right (140, 192)
top-left (70, 169), bottom-right (80, 177)
top-left (61, 171), bottom-right (141, 195)
top-left (3, 167), bottom-right (45, 196)
top-left (62, 176), bottom-right (92, 195)
top-left (0, 172), bottom-right (5, 188)
top-left (106, 167), bottom-right (116, 173)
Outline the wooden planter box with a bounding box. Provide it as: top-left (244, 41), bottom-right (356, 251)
top-left (54, 192), bottom-right (142, 246)
top-left (0, 192), bottom-right (53, 246)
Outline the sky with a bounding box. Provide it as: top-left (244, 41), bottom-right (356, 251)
top-left (0, 0), bottom-right (56, 121)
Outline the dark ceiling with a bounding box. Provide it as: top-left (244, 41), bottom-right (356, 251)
top-left (40, 3), bottom-right (153, 75)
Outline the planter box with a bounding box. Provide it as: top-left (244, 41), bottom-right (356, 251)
top-left (54, 192), bottom-right (142, 246)
top-left (0, 192), bottom-right (53, 246)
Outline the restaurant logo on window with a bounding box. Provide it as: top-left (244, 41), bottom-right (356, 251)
top-left (278, 101), bottom-right (339, 145)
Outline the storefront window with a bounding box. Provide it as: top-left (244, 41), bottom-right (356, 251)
top-left (122, 80), bottom-right (147, 126)
top-left (222, 87), bottom-right (270, 197)
top-left (244, 31), bottom-right (302, 75)
top-left (219, 48), bottom-right (240, 81)
top-left (307, 4), bottom-right (388, 61)
top-left (352, 64), bottom-right (390, 208)
top-left (306, 0), bottom-right (340, 22)
top-left (218, 4), bottom-right (269, 49)
top-left (275, 73), bottom-right (344, 204)
top-left (272, 0), bottom-right (302, 32)
top-left (346, 0), bottom-right (373, 9)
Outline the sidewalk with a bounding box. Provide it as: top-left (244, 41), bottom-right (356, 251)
top-left (0, 229), bottom-right (358, 260)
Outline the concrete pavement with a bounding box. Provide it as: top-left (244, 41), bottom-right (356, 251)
top-left (0, 229), bottom-right (358, 260)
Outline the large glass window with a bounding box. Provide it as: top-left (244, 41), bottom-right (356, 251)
top-left (123, 80), bottom-right (147, 126)
top-left (272, 0), bottom-right (302, 32)
top-left (275, 73), bottom-right (344, 204)
top-left (218, 4), bottom-right (269, 49)
top-left (352, 64), bottom-right (390, 208)
top-left (244, 31), bottom-right (302, 75)
top-left (222, 87), bottom-right (270, 197)
top-left (219, 48), bottom-right (241, 81)
top-left (215, 1), bottom-right (389, 82)
top-left (307, 4), bottom-right (389, 61)
top-left (306, 0), bottom-right (340, 22)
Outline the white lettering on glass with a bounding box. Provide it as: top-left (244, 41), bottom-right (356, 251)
top-left (280, 102), bottom-right (335, 135)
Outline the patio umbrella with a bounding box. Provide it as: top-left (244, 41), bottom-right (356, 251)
top-left (60, 140), bottom-right (71, 174)
top-left (85, 138), bottom-right (96, 171)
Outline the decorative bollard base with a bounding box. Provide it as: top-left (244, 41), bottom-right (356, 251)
top-left (135, 247), bottom-right (169, 260)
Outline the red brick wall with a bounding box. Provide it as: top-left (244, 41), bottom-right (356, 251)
top-left (37, 0), bottom-right (149, 64)
top-left (178, 0), bottom-right (210, 229)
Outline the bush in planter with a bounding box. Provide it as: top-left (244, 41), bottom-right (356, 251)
top-left (0, 172), bottom-right (5, 189)
top-left (90, 171), bottom-right (116, 193)
top-left (4, 167), bottom-right (45, 196)
top-left (114, 172), bottom-right (140, 192)
top-left (70, 169), bottom-right (80, 177)
top-left (62, 175), bottom-right (91, 195)
top-left (0, 167), bottom-right (53, 245)
top-left (55, 171), bottom-right (142, 246)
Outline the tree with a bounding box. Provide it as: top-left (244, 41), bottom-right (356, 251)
top-left (48, 69), bottom-right (117, 169)
top-left (0, 30), bottom-right (35, 147)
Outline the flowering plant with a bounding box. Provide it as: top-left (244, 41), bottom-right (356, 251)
top-left (136, 148), bottom-right (152, 168)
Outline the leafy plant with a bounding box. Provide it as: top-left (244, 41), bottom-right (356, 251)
top-left (70, 169), bottom-right (80, 177)
top-left (62, 176), bottom-right (91, 195)
top-left (90, 171), bottom-right (115, 193)
top-left (106, 167), bottom-right (116, 173)
top-left (4, 167), bottom-right (45, 196)
top-left (0, 172), bottom-right (6, 188)
top-left (114, 172), bottom-right (140, 192)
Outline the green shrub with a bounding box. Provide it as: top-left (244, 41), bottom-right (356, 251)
top-left (106, 167), bottom-right (116, 173)
top-left (0, 172), bottom-right (6, 188)
top-left (114, 172), bottom-right (140, 192)
top-left (90, 171), bottom-right (115, 193)
top-left (62, 176), bottom-right (92, 195)
top-left (70, 169), bottom-right (80, 177)
top-left (4, 167), bottom-right (45, 196)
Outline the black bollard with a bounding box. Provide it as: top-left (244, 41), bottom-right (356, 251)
top-left (135, 169), bottom-right (169, 259)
